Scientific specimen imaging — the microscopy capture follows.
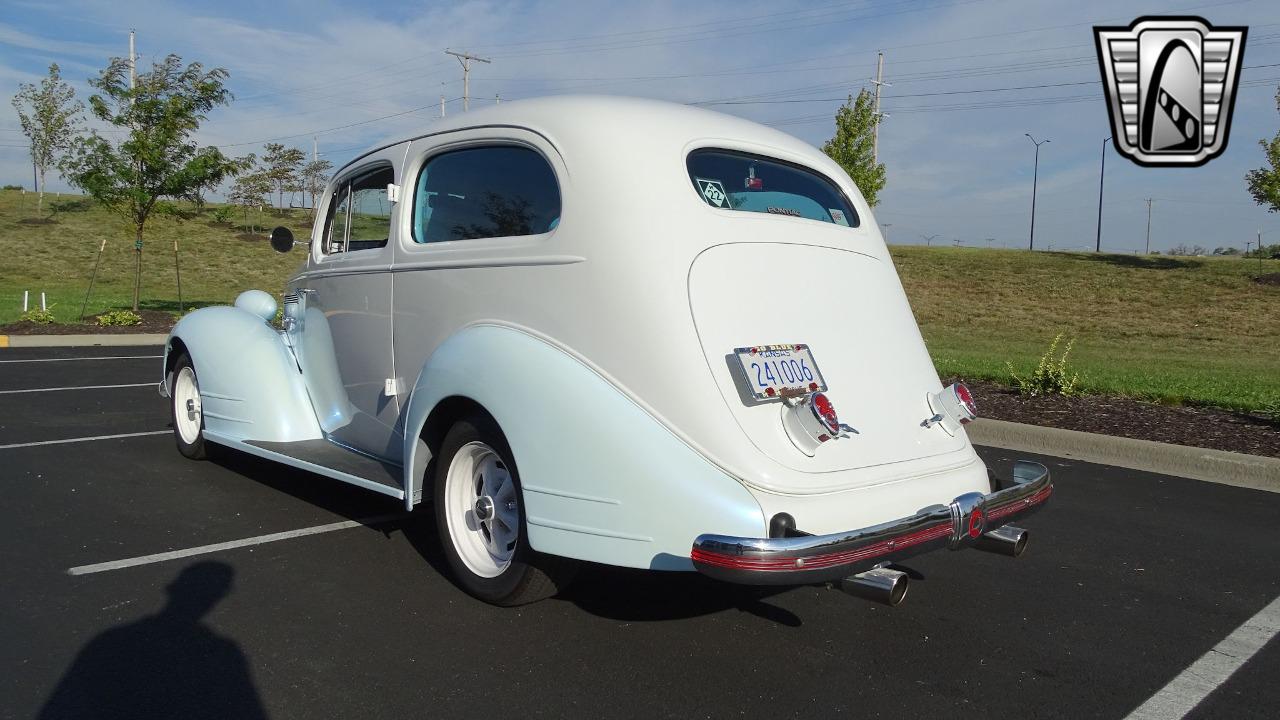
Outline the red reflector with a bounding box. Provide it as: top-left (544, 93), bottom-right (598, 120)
top-left (811, 392), bottom-right (839, 433)
top-left (954, 383), bottom-right (977, 419)
top-left (967, 509), bottom-right (985, 538)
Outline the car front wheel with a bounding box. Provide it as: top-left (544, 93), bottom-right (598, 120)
top-left (169, 353), bottom-right (208, 460)
top-left (433, 415), bottom-right (573, 605)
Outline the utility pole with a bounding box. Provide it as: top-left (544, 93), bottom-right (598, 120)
top-left (445, 50), bottom-right (490, 112)
top-left (440, 94), bottom-right (446, 118)
top-left (880, 223), bottom-right (892, 242)
top-left (871, 51), bottom-right (889, 164)
top-left (1144, 198), bottom-right (1154, 254)
top-left (495, 94), bottom-right (501, 104)
top-left (129, 29), bottom-right (137, 90)
top-left (313, 136), bottom-right (318, 162)
top-left (920, 233), bottom-right (939, 247)
top-left (1025, 134), bottom-right (1049, 251)
top-left (1096, 136), bottom-right (1110, 252)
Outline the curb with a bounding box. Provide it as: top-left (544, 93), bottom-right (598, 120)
top-left (0, 333), bottom-right (168, 348)
top-left (968, 418), bottom-right (1280, 494)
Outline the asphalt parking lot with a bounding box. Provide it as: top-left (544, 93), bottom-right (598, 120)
top-left (2, 346), bottom-right (1278, 719)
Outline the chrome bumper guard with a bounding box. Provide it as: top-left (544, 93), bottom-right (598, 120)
top-left (691, 461), bottom-right (1053, 585)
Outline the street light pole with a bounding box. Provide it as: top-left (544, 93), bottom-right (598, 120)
top-left (1026, 133), bottom-right (1049, 251)
top-left (1095, 136), bottom-right (1110, 253)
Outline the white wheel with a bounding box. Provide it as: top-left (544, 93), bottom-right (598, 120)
top-left (169, 353), bottom-right (208, 460)
top-left (432, 415), bottom-right (576, 605)
top-left (443, 441), bottom-right (521, 578)
top-left (173, 366), bottom-right (202, 445)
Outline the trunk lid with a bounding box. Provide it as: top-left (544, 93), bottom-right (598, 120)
top-left (688, 241), bottom-right (966, 474)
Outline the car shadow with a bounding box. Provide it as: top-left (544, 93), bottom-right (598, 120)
top-left (1082, 253), bottom-right (1202, 270)
top-left (37, 561), bottom-right (269, 720)
top-left (207, 447), bottom-right (402, 523)
top-left (207, 449), bottom-right (805, 627)
top-left (395, 507), bottom-right (804, 626)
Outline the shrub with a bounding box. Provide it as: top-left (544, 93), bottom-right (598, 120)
top-left (211, 206), bottom-right (234, 225)
top-left (2, 184), bottom-right (23, 191)
top-left (96, 309), bottom-right (143, 327)
top-left (19, 307), bottom-right (56, 324)
top-left (1008, 333), bottom-right (1081, 397)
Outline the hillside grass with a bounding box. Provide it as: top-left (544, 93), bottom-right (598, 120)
top-left (0, 189), bottom-right (307, 322)
top-left (1, 190), bottom-right (1277, 412)
top-left (891, 246), bottom-right (1280, 413)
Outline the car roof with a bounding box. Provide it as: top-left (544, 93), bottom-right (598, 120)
top-left (341, 94), bottom-right (822, 173)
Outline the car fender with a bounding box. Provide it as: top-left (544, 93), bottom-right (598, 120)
top-left (163, 306), bottom-right (322, 444)
top-left (402, 323), bottom-right (765, 571)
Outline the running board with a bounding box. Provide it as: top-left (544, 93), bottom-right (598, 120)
top-left (207, 433), bottom-right (405, 500)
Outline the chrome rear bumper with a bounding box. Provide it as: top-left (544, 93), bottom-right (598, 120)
top-left (691, 461), bottom-right (1052, 585)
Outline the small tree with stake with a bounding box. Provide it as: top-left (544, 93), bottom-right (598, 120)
top-left (62, 54), bottom-right (236, 313)
top-left (822, 90), bottom-right (887, 207)
top-left (10, 63), bottom-right (83, 216)
top-left (262, 142), bottom-right (306, 215)
top-left (299, 157), bottom-right (333, 221)
top-left (229, 168), bottom-right (271, 234)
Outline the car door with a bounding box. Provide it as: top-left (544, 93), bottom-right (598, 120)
top-left (288, 157), bottom-right (401, 460)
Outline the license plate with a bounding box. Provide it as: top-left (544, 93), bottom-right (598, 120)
top-left (733, 344), bottom-right (827, 402)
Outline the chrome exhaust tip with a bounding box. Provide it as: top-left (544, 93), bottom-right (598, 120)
top-left (976, 525), bottom-right (1029, 557)
top-left (838, 567), bottom-right (910, 606)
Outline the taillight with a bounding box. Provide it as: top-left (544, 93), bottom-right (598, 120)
top-left (951, 383), bottom-right (977, 424)
top-left (811, 392), bottom-right (840, 434)
top-left (782, 391), bottom-right (853, 456)
top-left (923, 383), bottom-right (978, 435)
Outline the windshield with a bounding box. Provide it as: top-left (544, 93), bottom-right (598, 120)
top-left (686, 149), bottom-right (859, 228)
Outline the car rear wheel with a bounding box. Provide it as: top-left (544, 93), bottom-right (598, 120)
top-left (169, 353), bottom-right (208, 460)
top-left (433, 415), bottom-right (574, 605)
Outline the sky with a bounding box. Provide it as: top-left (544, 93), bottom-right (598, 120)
top-left (1, 0), bottom-right (1279, 253)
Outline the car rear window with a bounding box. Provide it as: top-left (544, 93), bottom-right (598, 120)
top-left (686, 149), bottom-right (859, 228)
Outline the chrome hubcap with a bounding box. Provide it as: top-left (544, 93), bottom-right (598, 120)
top-left (444, 442), bottom-right (519, 578)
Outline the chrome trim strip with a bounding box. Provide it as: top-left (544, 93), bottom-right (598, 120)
top-left (692, 461), bottom-right (1051, 585)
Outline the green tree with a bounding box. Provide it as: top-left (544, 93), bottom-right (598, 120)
top-left (262, 142), bottom-right (306, 214)
top-left (10, 63), bottom-right (84, 215)
top-left (299, 157), bottom-right (334, 220)
top-left (229, 165), bottom-right (271, 234)
top-left (62, 54), bottom-right (236, 311)
top-left (1246, 90), bottom-right (1280, 212)
top-left (821, 90), bottom-right (886, 207)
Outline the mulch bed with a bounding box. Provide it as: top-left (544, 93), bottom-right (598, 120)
top-left (1255, 272), bottom-right (1280, 286)
top-left (956, 378), bottom-right (1280, 458)
top-left (0, 309), bottom-right (175, 335)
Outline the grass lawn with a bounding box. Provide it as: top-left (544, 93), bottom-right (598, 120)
top-left (0, 189), bottom-right (306, 323)
top-left (892, 246), bottom-right (1280, 413)
top-left (1, 190), bottom-right (1277, 413)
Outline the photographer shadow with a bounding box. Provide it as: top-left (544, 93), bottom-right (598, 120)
top-left (39, 561), bottom-right (267, 720)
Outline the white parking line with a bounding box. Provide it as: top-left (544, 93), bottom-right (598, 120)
top-left (0, 354), bottom-right (161, 364)
top-left (1124, 594), bottom-right (1280, 719)
top-left (0, 430), bottom-right (169, 450)
top-left (0, 382), bottom-right (154, 395)
top-left (66, 513), bottom-right (407, 576)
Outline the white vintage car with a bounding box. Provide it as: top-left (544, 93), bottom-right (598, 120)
top-left (162, 95), bottom-right (1051, 606)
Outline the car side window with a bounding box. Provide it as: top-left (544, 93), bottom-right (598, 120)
top-left (412, 145), bottom-right (560, 244)
top-left (322, 164), bottom-right (394, 255)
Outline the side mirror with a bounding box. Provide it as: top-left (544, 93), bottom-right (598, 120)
top-left (270, 226), bottom-right (297, 253)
